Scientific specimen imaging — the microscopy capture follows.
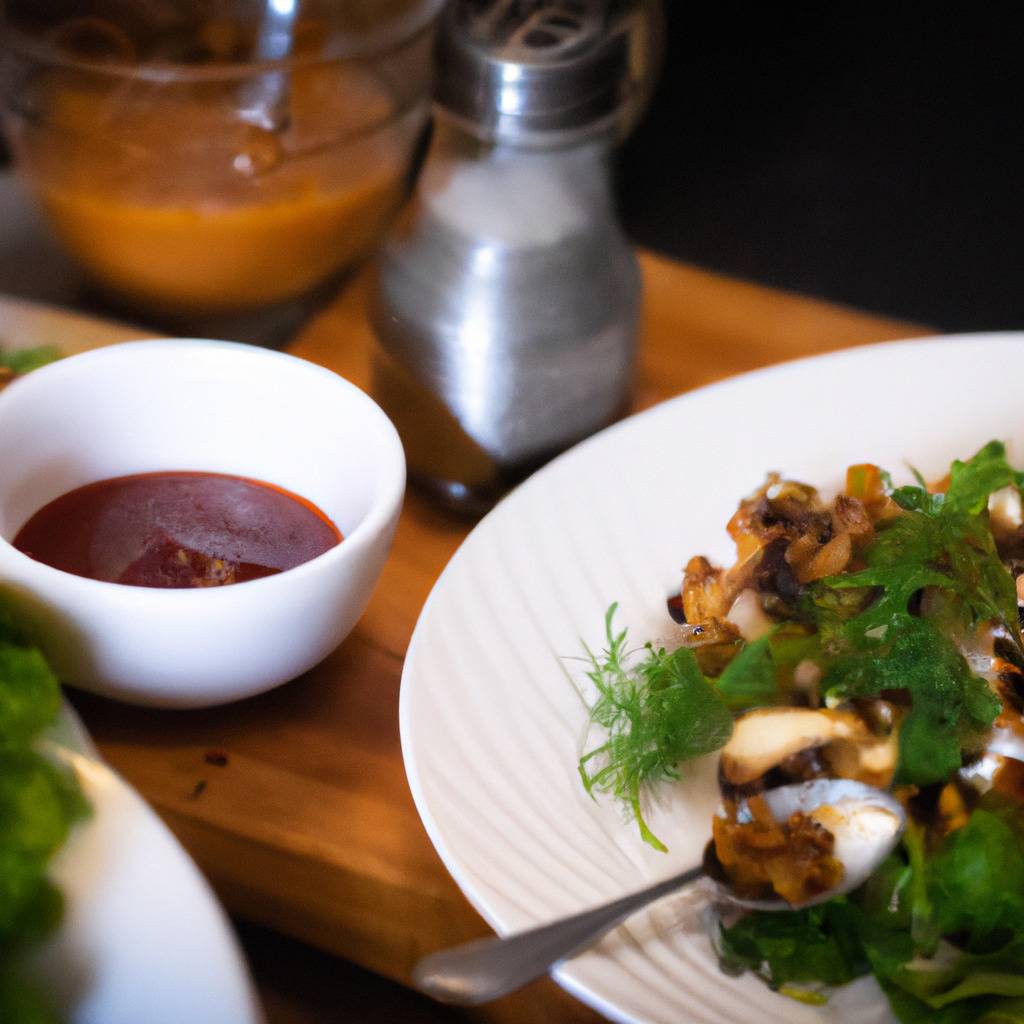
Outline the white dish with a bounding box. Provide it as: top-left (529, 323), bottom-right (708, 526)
top-left (26, 735), bottom-right (263, 1024)
top-left (400, 333), bottom-right (1024, 1024)
top-left (0, 339), bottom-right (405, 707)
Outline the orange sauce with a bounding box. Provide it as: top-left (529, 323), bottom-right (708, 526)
top-left (15, 59), bottom-right (408, 313)
top-left (38, 173), bottom-right (401, 313)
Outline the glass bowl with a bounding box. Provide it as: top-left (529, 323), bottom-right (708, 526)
top-left (0, 2), bottom-right (441, 322)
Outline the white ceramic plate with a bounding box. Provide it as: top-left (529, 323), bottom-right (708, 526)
top-left (22, 708), bottom-right (264, 1024)
top-left (401, 333), bottom-right (1024, 1024)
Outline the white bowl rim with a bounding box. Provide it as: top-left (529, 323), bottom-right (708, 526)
top-left (0, 337), bottom-right (406, 601)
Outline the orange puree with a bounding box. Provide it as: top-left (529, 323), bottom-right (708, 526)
top-left (39, 170), bottom-right (402, 313)
top-left (12, 59), bottom-right (411, 314)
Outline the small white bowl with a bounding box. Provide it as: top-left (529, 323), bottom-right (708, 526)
top-left (0, 339), bottom-right (405, 708)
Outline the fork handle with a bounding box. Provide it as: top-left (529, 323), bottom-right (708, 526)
top-left (412, 864), bottom-right (704, 1005)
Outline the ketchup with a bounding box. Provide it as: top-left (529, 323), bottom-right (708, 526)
top-left (12, 471), bottom-right (342, 588)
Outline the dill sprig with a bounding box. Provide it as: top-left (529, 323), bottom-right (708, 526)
top-left (578, 604), bottom-right (733, 851)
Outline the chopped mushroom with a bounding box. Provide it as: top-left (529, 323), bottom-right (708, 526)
top-left (799, 530), bottom-right (853, 582)
top-left (720, 707), bottom-right (899, 788)
top-left (725, 588), bottom-right (774, 642)
top-left (712, 796), bottom-right (843, 905)
top-left (682, 555), bottom-right (728, 624)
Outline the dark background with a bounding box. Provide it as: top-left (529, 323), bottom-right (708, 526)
top-left (3, 6), bottom-right (1021, 331)
top-left (618, 5), bottom-right (1023, 330)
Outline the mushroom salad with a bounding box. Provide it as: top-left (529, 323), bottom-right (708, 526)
top-left (578, 441), bottom-right (1024, 1021)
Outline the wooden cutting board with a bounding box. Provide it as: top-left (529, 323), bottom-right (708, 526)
top-left (1, 255), bottom-right (922, 1023)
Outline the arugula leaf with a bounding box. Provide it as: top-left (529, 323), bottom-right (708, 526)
top-left (0, 973), bottom-right (60, 1024)
top-left (944, 440), bottom-right (1018, 515)
top-left (713, 634), bottom-right (778, 709)
top-left (578, 606), bottom-right (733, 851)
top-left (823, 616), bottom-right (1000, 786)
top-left (840, 442), bottom-right (1019, 618)
top-left (982, 998), bottom-right (1024, 1024)
top-left (929, 808), bottom-right (1024, 948)
top-left (880, 981), bottom-right (998, 1024)
top-left (718, 900), bottom-right (870, 988)
top-left (0, 600), bottom-right (88, 1021)
top-left (806, 442), bottom-right (1017, 783)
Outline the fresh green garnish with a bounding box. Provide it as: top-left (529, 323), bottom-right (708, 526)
top-left (821, 615), bottom-right (1000, 786)
top-left (809, 441), bottom-right (1015, 785)
top-left (0, 347), bottom-right (61, 376)
top-left (719, 797), bottom-right (1024, 1023)
top-left (1, 604), bottom-right (88, 1024)
top-left (717, 898), bottom-right (870, 990)
top-left (577, 605), bottom-right (733, 851)
top-left (713, 633), bottom-right (779, 710)
top-left (580, 443), bottom-right (1023, 841)
top-left (579, 440), bottom-right (1024, 1020)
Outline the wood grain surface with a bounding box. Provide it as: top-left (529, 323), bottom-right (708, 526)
top-left (63, 252), bottom-right (921, 1022)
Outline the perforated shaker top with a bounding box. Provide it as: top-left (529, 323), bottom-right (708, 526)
top-left (435, 0), bottom-right (662, 145)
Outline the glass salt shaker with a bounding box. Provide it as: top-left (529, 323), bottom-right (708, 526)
top-left (370, 0), bottom-right (663, 512)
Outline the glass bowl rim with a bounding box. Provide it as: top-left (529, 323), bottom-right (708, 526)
top-left (0, 1), bottom-right (444, 83)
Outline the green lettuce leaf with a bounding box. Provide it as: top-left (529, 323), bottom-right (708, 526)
top-left (809, 442), bottom-right (1016, 783)
top-left (0, 599), bottom-right (88, 1020)
top-left (713, 634), bottom-right (779, 709)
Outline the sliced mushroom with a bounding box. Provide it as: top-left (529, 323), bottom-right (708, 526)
top-left (793, 659), bottom-right (823, 707)
top-left (728, 477), bottom-right (829, 550)
top-left (824, 733), bottom-right (900, 790)
top-left (720, 707), bottom-right (898, 788)
top-left (990, 485), bottom-right (1023, 544)
top-left (960, 747), bottom-right (1024, 804)
top-left (784, 533), bottom-right (821, 574)
top-left (832, 494), bottom-right (874, 546)
top-left (799, 531), bottom-right (853, 583)
top-left (681, 555), bottom-right (728, 624)
top-left (725, 588), bottom-right (774, 642)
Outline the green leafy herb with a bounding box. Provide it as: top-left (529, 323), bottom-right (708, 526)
top-left (713, 634), bottom-right (779, 709)
top-left (928, 808), bottom-right (1024, 949)
top-left (719, 797), bottom-right (1024, 1022)
top-left (578, 605), bottom-right (733, 851)
top-left (0, 974), bottom-right (60, 1024)
top-left (718, 899), bottom-right (870, 990)
top-left (581, 442), bottom-right (1024, 1019)
top-left (981, 998), bottom-right (1024, 1024)
top-left (823, 615), bottom-right (1000, 785)
top-left (0, 346), bottom-right (61, 376)
top-left (808, 442), bottom-right (1016, 784)
top-left (1, 602), bottom-right (88, 1023)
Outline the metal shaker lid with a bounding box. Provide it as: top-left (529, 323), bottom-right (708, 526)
top-left (435, 0), bottom-right (663, 145)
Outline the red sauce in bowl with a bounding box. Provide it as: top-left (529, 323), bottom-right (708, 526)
top-left (12, 471), bottom-right (342, 588)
